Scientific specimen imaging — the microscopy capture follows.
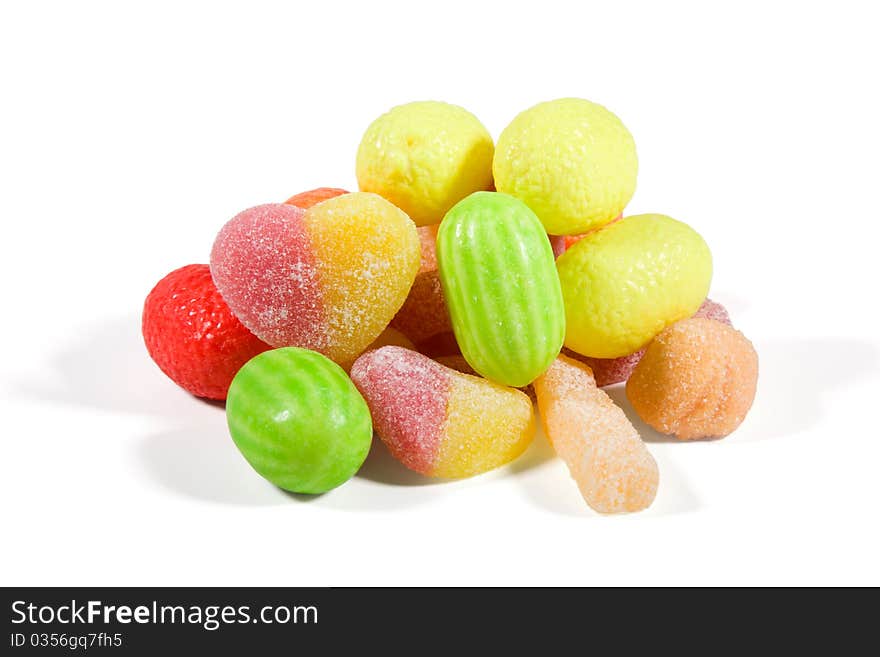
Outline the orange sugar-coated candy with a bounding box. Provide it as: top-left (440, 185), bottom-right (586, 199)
top-left (568, 297), bottom-right (733, 387)
top-left (626, 318), bottom-right (758, 440)
top-left (389, 224), bottom-right (452, 343)
top-left (284, 187), bottom-right (349, 209)
top-left (534, 355), bottom-right (659, 513)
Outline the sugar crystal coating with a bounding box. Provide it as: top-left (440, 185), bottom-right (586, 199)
top-left (210, 194), bottom-right (420, 368)
top-left (436, 354), bottom-right (536, 402)
top-left (626, 318), bottom-right (758, 440)
top-left (565, 347), bottom-right (645, 388)
top-left (695, 298), bottom-right (732, 326)
top-left (210, 204), bottom-right (324, 349)
top-left (350, 346), bottom-right (534, 478)
top-left (534, 355), bottom-right (659, 513)
top-left (350, 346), bottom-right (448, 474)
top-left (284, 187), bottom-right (348, 209)
top-left (306, 193), bottom-right (420, 367)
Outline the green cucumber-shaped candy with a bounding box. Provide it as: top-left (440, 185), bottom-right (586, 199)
top-left (437, 191), bottom-right (565, 387)
top-left (226, 347), bottom-right (372, 494)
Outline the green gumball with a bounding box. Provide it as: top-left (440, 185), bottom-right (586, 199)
top-left (226, 347), bottom-right (372, 494)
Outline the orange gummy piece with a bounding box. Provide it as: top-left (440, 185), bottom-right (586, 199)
top-left (534, 355), bottom-right (659, 513)
top-left (626, 318), bottom-right (758, 440)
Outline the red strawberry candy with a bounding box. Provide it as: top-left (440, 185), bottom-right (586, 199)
top-left (142, 264), bottom-right (270, 400)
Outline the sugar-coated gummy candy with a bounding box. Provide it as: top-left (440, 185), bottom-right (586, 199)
top-left (210, 193), bottom-right (420, 367)
top-left (435, 354), bottom-right (537, 402)
top-left (389, 224), bottom-right (452, 343)
top-left (693, 298), bottom-right (732, 326)
top-left (350, 346), bottom-right (534, 478)
top-left (534, 355), bottom-right (659, 513)
top-left (573, 298), bottom-right (732, 387)
top-left (284, 187), bottom-right (348, 209)
top-left (226, 347), bottom-right (372, 494)
top-left (494, 98), bottom-right (637, 235)
top-left (356, 101), bottom-right (494, 226)
top-left (142, 264), bottom-right (270, 400)
top-left (564, 348), bottom-right (645, 389)
top-left (557, 213), bottom-right (712, 358)
top-left (437, 192), bottom-right (565, 387)
top-left (626, 318), bottom-right (758, 440)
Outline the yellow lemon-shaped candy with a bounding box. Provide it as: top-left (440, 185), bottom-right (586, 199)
top-left (557, 214), bottom-right (712, 358)
top-left (494, 98), bottom-right (637, 235)
top-left (356, 101), bottom-right (494, 226)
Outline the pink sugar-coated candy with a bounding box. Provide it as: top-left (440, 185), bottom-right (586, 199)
top-left (284, 187), bottom-right (349, 209)
top-left (435, 354), bottom-right (537, 402)
top-left (210, 196), bottom-right (420, 367)
top-left (571, 298), bottom-right (733, 387)
top-left (351, 346), bottom-right (534, 478)
top-left (694, 297), bottom-right (731, 325)
top-left (211, 204), bottom-right (323, 349)
top-left (563, 347), bottom-right (645, 388)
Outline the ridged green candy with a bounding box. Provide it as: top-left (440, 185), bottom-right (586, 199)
top-left (226, 347), bottom-right (372, 494)
top-left (437, 191), bottom-right (565, 387)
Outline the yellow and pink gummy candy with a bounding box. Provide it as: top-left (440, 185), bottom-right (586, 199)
top-left (210, 194), bottom-right (419, 367)
top-left (351, 346), bottom-right (534, 478)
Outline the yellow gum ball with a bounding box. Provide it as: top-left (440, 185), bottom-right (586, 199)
top-left (557, 213), bottom-right (712, 358)
top-left (494, 98), bottom-right (637, 235)
top-left (356, 101), bottom-right (494, 226)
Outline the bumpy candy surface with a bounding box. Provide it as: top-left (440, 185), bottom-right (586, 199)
top-left (389, 224), bottom-right (452, 343)
top-left (210, 193), bottom-right (420, 367)
top-left (142, 264), bottom-right (270, 400)
top-left (494, 98), bottom-right (637, 235)
top-left (574, 298), bottom-right (732, 387)
top-left (557, 213), bottom-right (712, 359)
top-left (284, 186), bottom-right (348, 209)
top-left (534, 355), bottom-right (659, 513)
top-left (350, 346), bottom-right (534, 479)
top-left (226, 347), bottom-right (373, 494)
top-left (356, 101), bottom-right (494, 226)
top-left (627, 318), bottom-right (758, 440)
top-left (437, 191), bottom-right (565, 387)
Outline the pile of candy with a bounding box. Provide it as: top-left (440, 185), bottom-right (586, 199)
top-left (142, 98), bottom-right (759, 513)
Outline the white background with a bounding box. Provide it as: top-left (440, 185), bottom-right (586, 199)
top-left (2, 1), bottom-right (878, 586)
